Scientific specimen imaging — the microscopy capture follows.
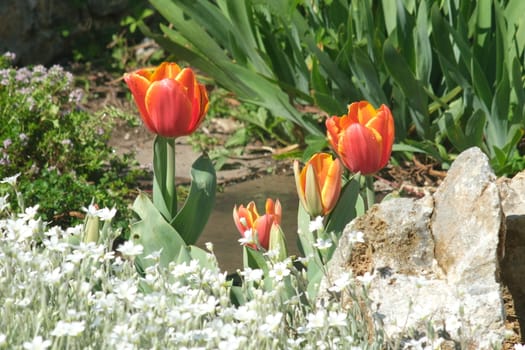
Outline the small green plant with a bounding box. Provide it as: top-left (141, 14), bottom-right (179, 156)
top-left (0, 53), bottom-right (143, 229)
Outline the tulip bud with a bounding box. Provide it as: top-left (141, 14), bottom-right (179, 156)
top-left (294, 153), bottom-right (343, 217)
top-left (326, 101), bottom-right (394, 174)
top-left (268, 222), bottom-right (288, 262)
top-left (233, 199), bottom-right (282, 250)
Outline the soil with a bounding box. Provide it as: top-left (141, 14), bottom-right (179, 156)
top-left (79, 66), bottom-right (521, 348)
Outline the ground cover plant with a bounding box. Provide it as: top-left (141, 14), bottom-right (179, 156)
top-left (0, 53), bottom-right (144, 229)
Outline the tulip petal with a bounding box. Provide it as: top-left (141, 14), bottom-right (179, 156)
top-left (320, 158), bottom-right (342, 214)
top-left (254, 215), bottom-right (272, 250)
top-left (233, 205), bottom-right (255, 236)
top-left (293, 160), bottom-right (308, 212)
top-left (150, 62), bottom-right (182, 81)
top-left (305, 163), bottom-right (323, 217)
top-left (342, 123), bottom-right (382, 174)
top-left (145, 79), bottom-right (193, 137)
top-left (124, 73), bottom-right (157, 133)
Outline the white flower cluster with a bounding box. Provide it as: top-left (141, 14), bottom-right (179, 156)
top-left (0, 194), bottom-right (389, 349)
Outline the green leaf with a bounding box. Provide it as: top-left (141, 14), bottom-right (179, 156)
top-left (131, 193), bottom-right (186, 270)
top-left (383, 37), bottom-right (429, 138)
top-left (230, 285), bottom-right (246, 306)
top-left (325, 176), bottom-right (361, 235)
top-left (172, 154), bottom-right (217, 245)
top-left (243, 245), bottom-right (269, 273)
top-left (306, 261), bottom-right (324, 300)
top-left (296, 203), bottom-right (314, 258)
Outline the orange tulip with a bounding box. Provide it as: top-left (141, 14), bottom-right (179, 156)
top-left (326, 101), bottom-right (394, 174)
top-left (233, 199), bottom-right (282, 250)
top-left (294, 153), bottom-right (343, 217)
top-left (124, 62), bottom-right (209, 138)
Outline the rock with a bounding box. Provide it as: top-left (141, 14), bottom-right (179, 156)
top-left (0, 0), bottom-right (129, 65)
top-left (498, 171), bottom-right (525, 338)
top-left (431, 147), bottom-right (504, 288)
top-left (321, 147), bottom-right (507, 348)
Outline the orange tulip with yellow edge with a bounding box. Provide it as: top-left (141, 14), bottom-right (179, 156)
top-left (233, 199), bottom-right (282, 250)
top-left (294, 153), bottom-right (343, 217)
top-left (124, 62), bottom-right (209, 138)
top-left (326, 101), bottom-right (394, 175)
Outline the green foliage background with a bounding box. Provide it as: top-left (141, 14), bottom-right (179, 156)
top-left (143, 0), bottom-right (525, 175)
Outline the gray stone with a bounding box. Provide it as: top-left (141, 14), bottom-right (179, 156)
top-left (431, 147), bottom-right (504, 289)
top-left (0, 0), bottom-right (129, 65)
top-left (498, 171), bottom-right (525, 337)
top-left (321, 147), bottom-right (506, 348)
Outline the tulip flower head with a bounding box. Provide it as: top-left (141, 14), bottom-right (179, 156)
top-left (124, 62), bottom-right (209, 138)
top-left (326, 101), bottom-right (394, 174)
top-left (294, 153), bottom-right (343, 217)
top-left (233, 199), bottom-right (282, 250)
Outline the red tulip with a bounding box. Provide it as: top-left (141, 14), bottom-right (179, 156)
top-left (233, 199), bottom-right (282, 250)
top-left (326, 101), bottom-right (394, 174)
top-left (294, 153), bottom-right (343, 217)
top-left (123, 62), bottom-right (209, 138)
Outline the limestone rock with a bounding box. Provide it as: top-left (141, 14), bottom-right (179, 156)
top-left (321, 147), bottom-right (506, 348)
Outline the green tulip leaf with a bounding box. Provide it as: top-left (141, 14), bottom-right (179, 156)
top-left (172, 154), bottom-right (217, 245)
top-left (242, 245), bottom-right (269, 274)
top-left (131, 193), bottom-right (186, 271)
top-left (325, 177), bottom-right (361, 235)
top-left (306, 260), bottom-right (324, 300)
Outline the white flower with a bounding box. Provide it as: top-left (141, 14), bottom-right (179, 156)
top-left (309, 216), bottom-right (324, 232)
top-left (44, 267), bottom-right (63, 284)
top-left (261, 312), bottom-right (283, 334)
top-left (238, 228), bottom-right (255, 246)
top-left (234, 305), bottom-right (257, 322)
top-left (240, 267), bottom-right (264, 282)
top-left (82, 204), bottom-right (99, 217)
top-left (328, 272), bottom-right (353, 292)
top-left (347, 230), bottom-right (365, 244)
top-left (269, 261), bottom-right (290, 282)
top-left (356, 271), bottom-right (375, 286)
top-left (0, 333), bottom-right (5, 346)
top-left (306, 310), bottom-right (326, 329)
top-left (117, 240), bottom-right (144, 257)
top-left (313, 237), bottom-right (332, 250)
top-left (144, 249), bottom-right (162, 261)
top-left (0, 193), bottom-right (9, 212)
top-left (115, 279), bottom-right (138, 303)
top-left (205, 242), bottom-right (214, 252)
top-left (23, 335), bottom-right (51, 350)
top-left (66, 224), bottom-right (83, 237)
top-left (96, 207), bottom-right (116, 221)
top-left (327, 311), bottom-right (347, 327)
top-left (1, 173), bottom-right (20, 186)
top-left (19, 205), bottom-right (39, 221)
top-left (51, 320), bottom-right (85, 337)
top-left (514, 344), bottom-right (525, 350)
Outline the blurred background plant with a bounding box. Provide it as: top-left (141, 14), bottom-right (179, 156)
top-left (0, 54), bottom-right (144, 230)
top-left (141, 0), bottom-right (525, 176)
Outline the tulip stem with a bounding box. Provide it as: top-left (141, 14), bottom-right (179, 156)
top-left (364, 175), bottom-right (375, 211)
top-left (153, 136), bottom-right (177, 221)
top-left (166, 137), bottom-right (176, 216)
